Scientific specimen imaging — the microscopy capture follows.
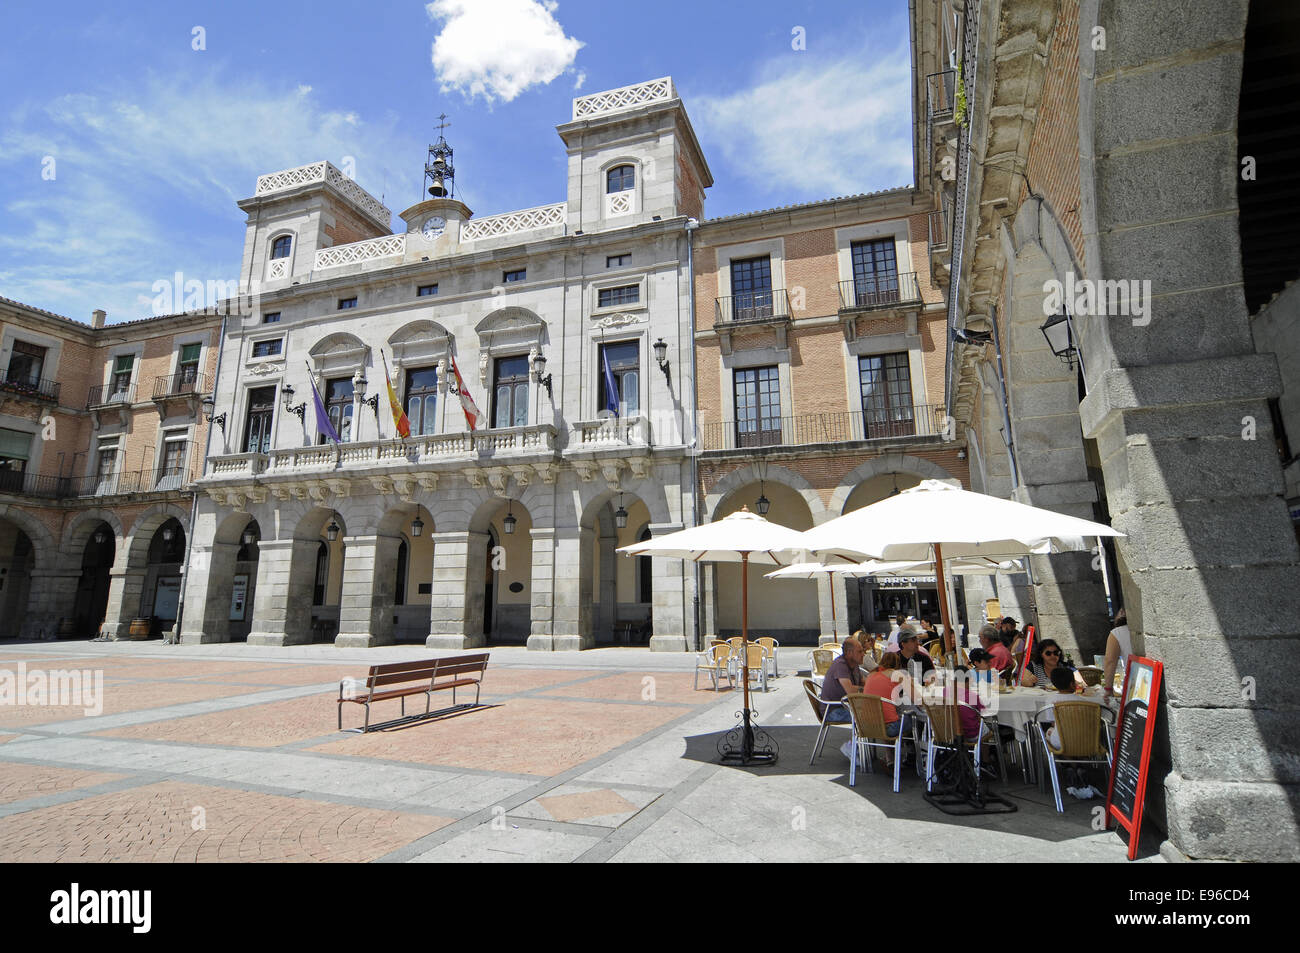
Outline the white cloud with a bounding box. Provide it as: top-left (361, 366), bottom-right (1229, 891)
top-left (0, 73), bottom-right (417, 323)
top-left (692, 52), bottom-right (915, 200)
top-left (573, 70), bottom-right (587, 91)
top-left (426, 0), bottom-right (583, 103)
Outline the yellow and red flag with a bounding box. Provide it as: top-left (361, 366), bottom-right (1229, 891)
top-left (381, 350), bottom-right (410, 439)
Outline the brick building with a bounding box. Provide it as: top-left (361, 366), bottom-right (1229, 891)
top-left (915, 0), bottom-right (1300, 861)
top-left (0, 296), bottom-right (218, 640)
top-left (690, 191), bottom-right (978, 640)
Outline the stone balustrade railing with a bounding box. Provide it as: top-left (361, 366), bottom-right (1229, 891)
top-left (459, 203), bottom-right (566, 242)
top-left (573, 416), bottom-right (649, 447)
top-left (314, 234), bottom-right (406, 271)
top-left (573, 77), bottom-right (675, 120)
top-left (209, 452), bottom-right (269, 477)
top-left (254, 161), bottom-right (391, 226)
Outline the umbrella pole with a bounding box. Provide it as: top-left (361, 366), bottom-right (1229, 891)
top-left (829, 571), bottom-right (837, 639)
top-left (717, 550), bottom-right (776, 766)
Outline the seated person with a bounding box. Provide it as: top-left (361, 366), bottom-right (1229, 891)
top-left (977, 624), bottom-right (1014, 675)
top-left (1044, 666), bottom-right (1082, 749)
top-left (897, 630), bottom-right (935, 682)
top-left (951, 664), bottom-right (986, 740)
top-left (1020, 638), bottom-right (1077, 688)
top-left (852, 629), bottom-right (880, 671)
top-left (818, 637), bottom-right (867, 723)
top-left (863, 652), bottom-right (906, 738)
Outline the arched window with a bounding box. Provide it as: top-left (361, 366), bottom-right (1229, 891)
top-left (637, 527), bottom-right (652, 604)
top-left (606, 165), bottom-right (635, 194)
top-left (313, 542), bottom-right (328, 605)
top-left (394, 540), bottom-right (409, 606)
top-left (270, 235), bottom-right (293, 259)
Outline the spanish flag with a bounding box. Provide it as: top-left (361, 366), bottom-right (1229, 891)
top-left (381, 350), bottom-right (410, 439)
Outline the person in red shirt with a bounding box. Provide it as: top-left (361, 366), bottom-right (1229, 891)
top-left (978, 624), bottom-right (1014, 676)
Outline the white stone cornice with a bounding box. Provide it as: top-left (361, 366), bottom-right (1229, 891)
top-left (533, 463), bottom-right (558, 485)
top-left (462, 469), bottom-right (486, 489)
top-left (370, 475), bottom-right (395, 496)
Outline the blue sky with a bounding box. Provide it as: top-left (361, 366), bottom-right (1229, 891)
top-left (0, 0), bottom-right (914, 324)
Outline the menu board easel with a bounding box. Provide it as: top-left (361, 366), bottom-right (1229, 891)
top-left (1104, 656), bottom-right (1163, 861)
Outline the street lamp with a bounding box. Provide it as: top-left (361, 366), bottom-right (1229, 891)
top-left (411, 515), bottom-right (424, 538)
top-left (355, 369), bottom-right (379, 418)
top-left (326, 517), bottom-right (340, 542)
top-left (201, 394), bottom-right (226, 434)
top-left (614, 493), bottom-right (628, 529)
top-left (282, 382), bottom-right (306, 421)
top-left (531, 350), bottom-right (553, 399)
top-left (755, 479), bottom-right (770, 516)
top-left (242, 527), bottom-right (257, 546)
top-left (653, 337), bottom-right (670, 383)
top-left (503, 500), bottom-right (517, 535)
top-left (94, 529), bottom-right (107, 545)
top-left (1039, 309), bottom-right (1078, 368)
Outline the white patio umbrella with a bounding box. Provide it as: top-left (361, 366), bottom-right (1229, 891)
top-left (765, 557), bottom-right (1023, 643)
top-left (799, 479), bottom-right (1122, 653)
top-left (618, 507), bottom-right (807, 765)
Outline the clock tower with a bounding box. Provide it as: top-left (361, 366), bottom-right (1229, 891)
top-left (400, 117), bottom-right (472, 253)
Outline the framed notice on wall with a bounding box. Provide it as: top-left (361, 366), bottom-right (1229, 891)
top-left (230, 574), bottom-right (249, 621)
top-left (1104, 655), bottom-right (1163, 861)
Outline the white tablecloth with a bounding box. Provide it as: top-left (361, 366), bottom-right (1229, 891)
top-left (981, 687), bottom-right (1114, 741)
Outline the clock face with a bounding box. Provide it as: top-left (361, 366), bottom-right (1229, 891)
top-left (422, 216), bottom-right (446, 239)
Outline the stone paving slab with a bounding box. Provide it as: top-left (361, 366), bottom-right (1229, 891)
top-left (517, 783), bottom-right (659, 828)
top-left (0, 763), bottom-right (127, 805)
top-left (94, 691), bottom-right (348, 748)
top-left (0, 679), bottom-right (263, 730)
top-left (308, 696), bottom-right (700, 776)
top-left (0, 780), bottom-right (452, 862)
top-left (538, 670), bottom-right (725, 705)
top-left (406, 821), bottom-right (603, 863)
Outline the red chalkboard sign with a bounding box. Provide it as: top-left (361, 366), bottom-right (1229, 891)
top-left (1104, 656), bottom-right (1163, 861)
top-left (1016, 625), bottom-right (1035, 686)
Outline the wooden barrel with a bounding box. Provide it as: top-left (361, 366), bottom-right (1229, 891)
top-left (129, 618), bottom-right (151, 640)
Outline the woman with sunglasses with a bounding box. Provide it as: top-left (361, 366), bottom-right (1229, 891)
top-left (1019, 638), bottom-right (1078, 689)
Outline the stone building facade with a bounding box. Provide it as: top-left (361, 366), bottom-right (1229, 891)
top-left (690, 192), bottom-right (977, 642)
top-left (0, 296), bottom-right (218, 640)
top-left (181, 79), bottom-right (711, 652)
top-left (914, 0), bottom-right (1300, 861)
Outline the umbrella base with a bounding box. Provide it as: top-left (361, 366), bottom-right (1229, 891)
top-left (717, 708), bottom-right (778, 767)
top-left (922, 741), bottom-right (1018, 816)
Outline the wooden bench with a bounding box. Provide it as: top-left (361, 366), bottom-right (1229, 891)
top-left (337, 653), bottom-right (490, 732)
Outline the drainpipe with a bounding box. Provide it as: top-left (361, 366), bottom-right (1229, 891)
top-left (172, 312), bottom-right (229, 645)
top-left (685, 216), bottom-right (701, 652)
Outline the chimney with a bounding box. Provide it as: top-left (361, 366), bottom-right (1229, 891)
top-left (91, 309), bottom-right (106, 329)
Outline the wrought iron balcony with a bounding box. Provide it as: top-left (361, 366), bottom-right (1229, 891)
top-left (926, 69), bottom-right (957, 163)
top-left (929, 206), bottom-right (950, 253)
top-left (700, 404), bottom-right (946, 453)
top-left (837, 273), bottom-right (921, 312)
top-left (0, 466), bottom-right (197, 500)
top-left (0, 372), bottom-right (60, 404)
top-left (87, 382), bottom-right (136, 409)
top-left (715, 289), bottom-right (791, 325)
top-left (153, 371), bottom-right (210, 400)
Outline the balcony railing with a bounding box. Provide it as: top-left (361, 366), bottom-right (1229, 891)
top-left (926, 70), bottom-right (957, 164)
top-left (0, 372), bottom-right (60, 403)
top-left (153, 371), bottom-right (210, 400)
top-left (700, 405), bottom-right (946, 452)
top-left (0, 466), bottom-right (197, 500)
top-left (87, 383), bottom-right (136, 409)
top-left (715, 289), bottom-right (792, 325)
top-left (838, 273), bottom-right (921, 311)
top-left (928, 206), bottom-right (950, 253)
top-left (573, 415), bottom-right (650, 448)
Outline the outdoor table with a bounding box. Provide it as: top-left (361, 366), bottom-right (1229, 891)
top-left (983, 685), bottom-right (1114, 741)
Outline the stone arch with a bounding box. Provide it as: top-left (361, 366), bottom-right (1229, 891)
top-left (60, 509), bottom-right (125, 562)
top-left (0, 505), bottom-right (57, 571)
top-left (828, 454), bottom-right (956, 515)
top-left (388, 320), bottom-right (453, 370)
top-left (703, 463), bottom-right (826, 523)
top-left (122, 502), bottom-right (190, 569)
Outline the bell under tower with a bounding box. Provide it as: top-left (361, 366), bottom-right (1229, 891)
top-left (401, 114), bottom-right (472, 254)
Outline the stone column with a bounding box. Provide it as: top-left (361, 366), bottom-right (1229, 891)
top-left (597, 530), bottom-right (617, 643)
top-left (336, 533), bottom-right (401, 648)
top-left (817, 571), bottom-right (850, 641)
top-left (178, 541), bottom-right (239, 643)
top-left (546, 526), bottom-right (594, 651)
top-left (426, 530), bottom-right (487, 650)
top-left (527, 526), bottom-right (556, 651)
top-left (700, 563), bottom-right (718, 641)
top-left (648, 548), bottom-right (690, 653)
top-left (99, 562), bottom-right (147, 640)
top-left (18, 570), bottom-right (80, 640)
top-left (247, 539), bottom-right (314, 646)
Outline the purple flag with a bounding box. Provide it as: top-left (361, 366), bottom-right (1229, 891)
top-left (306, 362), bottom-right (341, 443)
top-left (601, 348), bottom-right (619, 417)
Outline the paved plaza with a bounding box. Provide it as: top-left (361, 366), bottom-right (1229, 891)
top-left (0, 642), bottom-right (1160, 863)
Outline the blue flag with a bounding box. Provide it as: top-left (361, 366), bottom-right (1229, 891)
top-left (601, 348), bottom-right (619, 417)
top-left (306, 361), bottom-right (341, 443)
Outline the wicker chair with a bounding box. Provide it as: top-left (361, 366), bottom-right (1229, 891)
top-left (755, 637), bottom-right (780, 678)
top-left (819, 633), bottom-right (841, 647)
top-left (738, 643), bottom-right (770, 693)
top-left (919, 701), bottom-right (995, 792)
top-left (693, 643), bottom-right (733, 692)
top-left (1077, 665), bottom-right (1104, 687)
top-left (804, 679), bottom-right (849, 764)
top-left (1035, 701), bottom-right (1114, 812)
top-left (843, 693), bottom-right (905, 792)
top-left (810, 648), bottom-right (836, 679)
